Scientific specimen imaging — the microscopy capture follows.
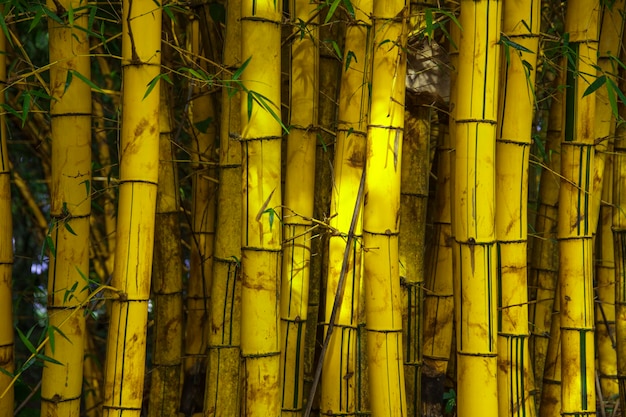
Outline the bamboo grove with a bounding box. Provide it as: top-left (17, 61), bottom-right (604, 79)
top-left (4, 0), bottom-right (626, 416)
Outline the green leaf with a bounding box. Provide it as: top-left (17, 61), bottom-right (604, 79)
top-left (45, 235), bottom-right (56, 258)
top-left (342, 0), bottom-right (355, 18)
top-left (345, 50), bottom-right (357, 72)
top-left (16, 327), bottom-right (36, 355)
top-left (64, 221), bottom-right (77, 236)
top-left (143, 74), bottom-right (163, 100)
top-left (194, 117), bottom-right (213, 134)
top-left (233, 56), bottom-right (252, 81)
top-left (41, 5), bottom-right (64, 25)
top-left (330, 40), bottom-right (342, 60)
top-left (36, 353), bottom-right (63, 366)
top-left (325, 0), bottom-right (341, 23)
top-left (70, 69), bottom-right (105, 93)
top-left (64, 70), bottom-right (74, 94)
top-left (582, 74), bottom-right (606, 97)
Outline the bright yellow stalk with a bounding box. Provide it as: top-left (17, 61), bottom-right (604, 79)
top-left (362, 1), bottom-right (408, 415)
top-left (593, 0), bottom-right (625, 400)
top-left (101, 1), bottom-right (161, 416)
top-left (240, 0), bottom-right (282, 415)
top-left (453, 0), bottom-right (501, 415)
top-left (557, 0), bottom-right (600, 414)
top-left (280, 0), bottom-right (318, 415)
top-left (0, 9), bottom-right (13, 416)
top-left (204, 0), bottom-right (242, 414)
top-left (320, 1), bottom-right (371, 414)
top-left (495, 0), bottom-right (539, 414)
top-left (400, 104), bottom-right (430, 417)
top-left (41, 1), bottom-right (91, 415)
top-left (147, 89), bottom-right (183, 417)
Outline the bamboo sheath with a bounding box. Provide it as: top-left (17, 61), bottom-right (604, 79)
top-left (147, 90), bottom-right (183, 417)
top-left (280, 0), bottom-right (319, 414)
top-left (496, 0), bottom-right (539, 414)
top-left (453, 0), bottom-right (501, 416)
top-left (0, 7), bottom-right (13, 415)
top-left (239, 0), bottom-right (283, 415)
top-left (204, 0), bottom-right (243, 414)
top-left (102, 1), bottom-right (162, 416)
top-left (362, 1), bottom-right (408, 416)
top-left (557, 0), bottom-right (600, 414)
top-left (41, 1), bottom-right (91, 415)
top-left (321, 0), bottom-right (371, 414)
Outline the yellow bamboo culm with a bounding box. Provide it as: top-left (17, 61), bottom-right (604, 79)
top-left (204, 0), bottom-right (243, 414)
top-left (239, 0), bottom-right (282, 415)
top-left (41, 1), bottom-right (92, 415)
top-left (0, 7), bottom-right (13, 415)
top-left (453, 0), bottom-right (501, 415)
top-left (495, 0), bottom-right (539, 414)
top-left (613, 24), bottom-right (626, 409)
top-left (147, 89), bottom-right (183, 417)
top-left (362, 1), bottom-right (408, 415)
top-left (279, 0), bottom-right (318, 415)
top-left (320, 0), bottom-right (371, 415)
top-left (557, 0), bottom-right (600, 415)
top-left (101, 1), bottom-right (162, 416)
top-left (593, 0), bottom-right (625, 400)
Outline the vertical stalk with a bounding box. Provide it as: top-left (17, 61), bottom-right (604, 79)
top-left (558, 0), bottom-right (599, 414)
top-left (0, 6), bottom-right (13, 415)
top-left (321, 1), bottom-right (372, 415)
top-left (101, 1), bottom-right (162, 415)
top-left (453, 0), bottom-right (501, 415)
top-left (280, 0), bottom-right (319, 414)
top-left (41, 1), bottom-right (92, 415)
top-left (204, 0), bottom-right (243, 415)
top-left (147, 89), bottom-right (183, 417)
top-left (495, 0), bottom-right (540, 414)
top-left (362, 0), bottom-right (408, 415)
top-left (239, 0), bottom-right (283, 415)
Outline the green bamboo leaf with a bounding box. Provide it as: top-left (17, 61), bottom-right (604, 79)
top-left (233, 56), bottom-right (252, 80)
top-left (342, 0), bottom-right (355, 18)
top-left (0, 13), bottom-right (12, 46)
top-left (425, 9), bottom-right (434, 39)
top-left (16, 327), bottom-right (36, 355)
top-left (143, 74), bottom-right (171, 100)
top-left (325, 0), bottom-right (341, 23)
top-left (47, 325), bottom-right (56, 354)
top-left (582, 74), bottom-right (606, 97)
top-left (64, 70), bottom-right (73, 94)
top-left (330, 40), bottom-right (342, 60)
top-left (36, 353), bottom-right (63, 366)
top-left (68, 3), bottom-right (74, 25)
top-left (70, 69), bottom-right (105, 93)
top-left (42, 5), bottom-right (64, 25)
top-left (65, 221), bottom-right (77, 236)
top-left (345, 50), bottom-right (357, 72)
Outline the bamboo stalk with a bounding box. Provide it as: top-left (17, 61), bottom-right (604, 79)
top-left (239, 0), bottom-right (283, 414)
top-left (101, 1), bottom-right (162, 416)
top-left (41, 1), bottom-right (92, 415)
top-left (0, 7), bottom-right (13, 415)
